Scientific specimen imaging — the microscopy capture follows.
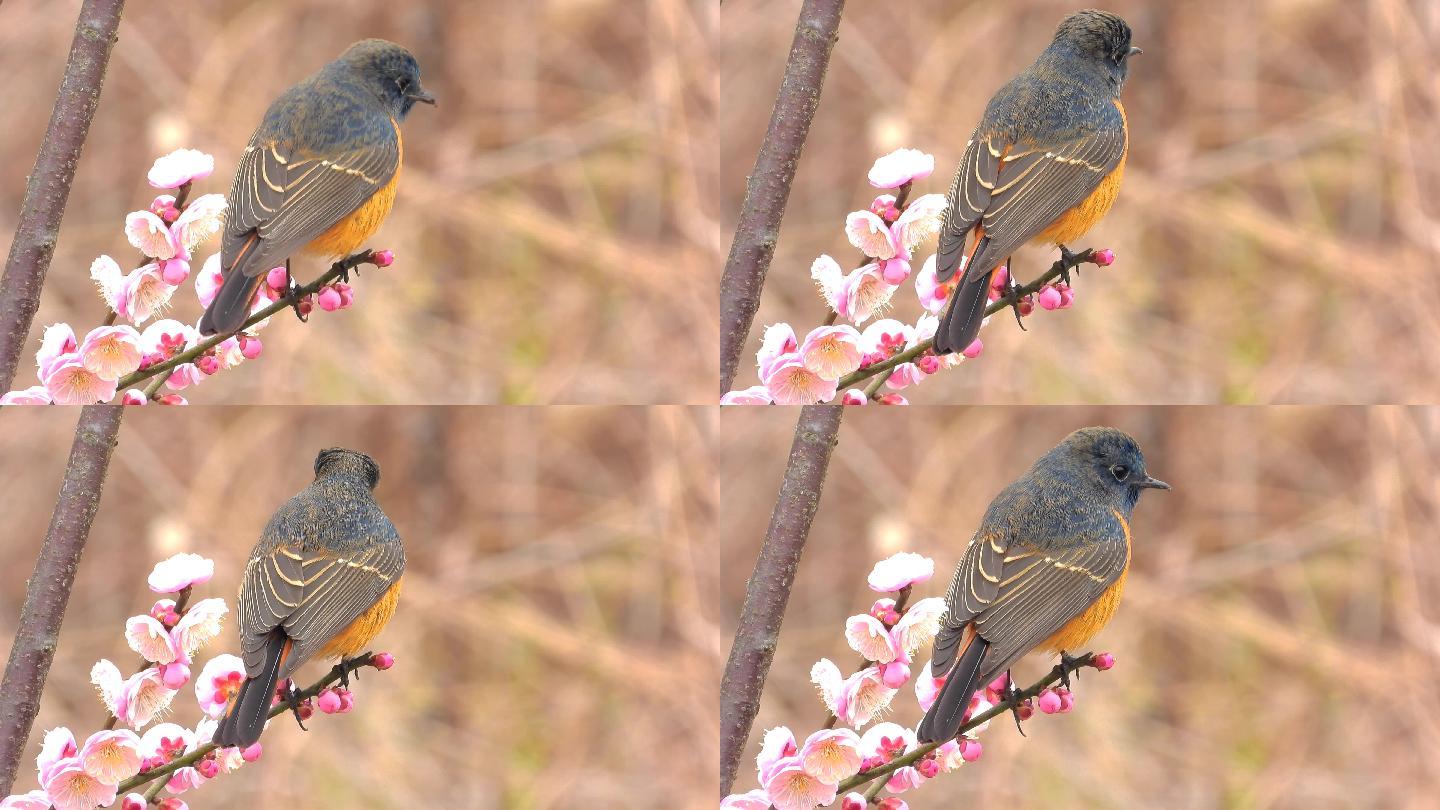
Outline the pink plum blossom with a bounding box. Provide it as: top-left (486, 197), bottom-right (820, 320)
top-left (845, 210), bottom-right (897, 260)
top-left (756, 726), bottom-right (798, 785)
top-left (195, 654), bottom-right (245, 719)
top-left (124, 211), bottom-right (180, 260)
top-left (879, 256), bottom-right (911, 285)
top-left (867, 552), bottom-right (935, 592)
top-left (756, 323), bottom-right (798, 381)
top-left (763, 356), bottom-right (838, 405)
top-left (961, 338), bottom-right (984, 359)
top-left (885, 362), bottom-right (925, 391)
top-left (812, 256), bottom-right (899, 324)
top-left (860, 319), bottom-right (911, 358)
top-left (78, 325), bottom-right (143, 381)
top-left (914, 661), bottom-right (942, 712)
top-left (92, 256), bottom-right (175, 324)
top-left (879, 660), bottom-right (910, 688)
top-left (721, 385), bottom-right (773, 405)
top-left (160, 258), bottom-right (190, 286)
top-left (91, 660), bottom-right (176, 728)
top-left (77, 729), bottom-right (143, 783)
top-left (811, 659), bottom-right (897, 727)
top-left (169, 597), bottom-right (228, 660)
top-left (868, 148), bottom-right (934, 189)
top-left (151, 194), bottom-right (179, 222)
top-left (845, 613), bottom-right (897, 664)
top-left (798, 728), bottom-right (863, 783)
top-left (158, 662), bottom-right (190, 690)
top-left (36, 323), bottom-right (77, 375)
top-left (148, 553), bottom-right (214, 593)
top-left (147, 149), bottom-right (215, 189)
top-left (858, 723), bottom-right (920, 793)
top-left (40, 761), bottom-right (116, 810)
top-left (720, 790), bottom-right (770, 810)
top-left (798, 325), bottom-right (863, 381)
top-left (171, 194), bottom-right (226, 254)
top-left (762, 758), bottom-right (837, 810)
top-left (0, 386), bottom-right (51, 405)
top-left (891, 193), bottom-right (946, 253)
top-left (193, 254), bottom-right (224, 309)
top-left (42, 356), bottom-right (117, 405)
top-left (890, 597), bottom-right (946, 661)
top-left (125, 614), bottom-right (177, 664)
top-left (36, 727), bottom-right (77, 785)
top-left (915, 254), bottom-right (951, 314)
top-left (0, 790), bottom-right (51, 809)
top-left (165, 362), bottom-right (205, 392)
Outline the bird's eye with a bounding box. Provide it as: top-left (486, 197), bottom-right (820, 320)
top-left (1109, 464), bottom-right (1128, 482)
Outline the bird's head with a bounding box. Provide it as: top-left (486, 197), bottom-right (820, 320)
top-left (1051, 10), bottom-right (1142, 89)
top-left (1060, 426), bottom-right (1170, 509)
top-left (338, 39), bottom-right (436, 119)
top-left (314, 448), bottom-right (381, 490)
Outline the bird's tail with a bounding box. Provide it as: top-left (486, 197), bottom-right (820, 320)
top-left (213, 633), bottom-right (289, 748)
top-left (933, 268), bottom-right (993, 355)
top-left (198, 271), bottom-right (264, 336)
top-left (916, 629), bottom-right (991, 743)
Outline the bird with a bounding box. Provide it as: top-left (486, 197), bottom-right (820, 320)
top-left (931, 10), bottom-right (1141, 355)
top-left (213, 448), bottom-right (405, 748)
top-left (915, 427), bottom-right (1169, 744)
top-left (198, 39), bottom-right (436, 336)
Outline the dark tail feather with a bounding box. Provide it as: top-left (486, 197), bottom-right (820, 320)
top-left (932, 272), bottom-right (990, 356)
top-left (213, 634), bottom-right (288, 748)
top-left (916, 634), bottom-right (990, 743)
top-left (198, 271), bottom-right (263, 336)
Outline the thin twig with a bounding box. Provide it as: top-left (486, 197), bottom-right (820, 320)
top-left (833, 652), bottom-right (1101, 796)
top-left (836, 249), bottom-right (1101, 391)
top-left (0, 405), bottom-right (124, 795)
top-left (114, 653), bottom-right (386, 796)
top-left (719, 0), bottom-right (847, 394)
top-left (114, 250), bottom-right (382, 393)
top-left (720, 404), bottom-right (845, 796)
top-left (0, 0), bottom-right (127, 392)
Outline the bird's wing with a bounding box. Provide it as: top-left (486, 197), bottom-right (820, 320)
top-left (971, 102), bottom-right (1127, 267)
top-left (223, 118), bottom-right (399, 278)
top-left (236, 536), bottom-right (404, 678)
top-left (935, 133), bottom-right (1000, 283)
top-left (931, 529), bottom-right (1008, 676)
top-left (969, 527), bottom-right (1128, 675)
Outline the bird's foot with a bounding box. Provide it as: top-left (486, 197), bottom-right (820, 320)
top-left (1003, 273), bottom-right (1030, 332)
top-left (1055, 245), bottom-right (1092, 286)
top-left (1003, 671), bottom-right (1029, 737)
top-left (283, 261), bottom-right (309, 323)
top-left (1057, 650), bottom-right (1084, 690)
top-left (285, 682), bottom-right (309, 731)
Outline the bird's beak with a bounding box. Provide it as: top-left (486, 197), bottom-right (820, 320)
top-left (1129, 46), bottom-right (1144, 57)
top-left (1136, 475), bottom-right (1170, 490)
top-left (408, 85), bottom-right (437, 106)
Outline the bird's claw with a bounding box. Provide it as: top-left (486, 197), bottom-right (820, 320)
top-left (285, 683), bottom-right (309, 731)
top-left (1058, 650), bottom-right (1083, 690)
top-left (1003, 671), bottom-right (1028, 737)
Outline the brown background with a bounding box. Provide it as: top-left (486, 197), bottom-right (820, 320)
top-left (0, 406), bottom-right (717, 808)
top-left (723, 0), bottom-right (1440, 403)
top-left (720, 406), bottom-right (1440, 808)
top-left (0, 0), bottom-right (714, 404)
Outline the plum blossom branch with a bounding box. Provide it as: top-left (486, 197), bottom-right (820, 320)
top-left (833, 652), bottom-right (1103, 797)
top-left (721, 405), bottom-right (845, 797)
top-left (833, 248), bottom-right (1109, 393)
top-left (112, 250), bottom-right (387, 395)
top-left (0, 405), bottom-right (123, 796)
top-left (0, 0), bottom-right (127, 393)
top-left (112, 653), bottom-right (389, 797)
top-left (719, 0), bottom-right (848, 394)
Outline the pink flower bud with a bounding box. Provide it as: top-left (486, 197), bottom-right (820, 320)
top-left (877, 393), bottom-right (908, 405)
top-left (316, 286), bottom-right (343, 312)
top-left (1015, 699), bottom-right (1034, 721)
top-left (880, 257), bottom-right (910, 284)
top-left (1092, 248), bottom-right (1115, 267)
top-left (990, 266), bottom-right (1010, 291)
top-left (336, 688), bottom-right (355, 713)
top-left (1038, 285), bottom-right (1063, 310)
top-left (157, 798), bottom-right (188, 810)
top-left (241, 743), bottom-right (263, 762)
top-left (333, 282), bottom-right (355, 308)
top-left (1037, 688), bottom-right (1062, 714)
top-left (159, 661), bottom-right (191, 689)
top-left (196, 354), bottom-right (220, 375)
top-left (371, 249), bottom-right (394, 267)
top-left (266, 267), bottom-right (289, 291)
top-left (239, 336), bottom-right (263, 360)
top-left (157, 394), bottom-right (188, 406)
top-left (841, 389), bottom-right (868, 405)
top-left (160, 258), bottom-right (190, 285)
top-left (1057, 686), bottom-right (1075, 713)
top-left (841, 794), bottom-right (867, 810)
top-left (962, 338), bottom-right (984, 359)
top-left (296, 295), bottom-right (314, 316)
top-left (121, 389), bottom-right (148, 405)
top-left (959, 738), bottom-right (982, 762)
top-left (1092, 652), bottom-right (1115, 671)
top-left (122, 795), bottom-right (147, 810)
top-left (916, 354), bottom-right (941, 374)
top-left (316, 689), bottom-right (342, 714)
top-left (986, 674), bottom-right (1010, 694)
top-left (880, 661), bottom-right (911, 688)
top-left (371, 652), bottom-right (395, 670)
top-left (196, 757), bottom-right (219, 779)
top-left (869, 599), bottom-right (894, 620)
top-left (1016, 296), bottom-right (1035, 316)
top-left (916, 756), bottom-right (940, 778)
top-left (877, 799), bottom-right (909, 810)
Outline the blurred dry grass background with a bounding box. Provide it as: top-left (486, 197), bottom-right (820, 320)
top-left (723, 0), bottom-right (1440, 403)
top-left (0, 0), bottom-right (715, 404)
top-left (720, 406), bottom-right (1440, 808)
top-left (0, 406), bottom-right (718, 808)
